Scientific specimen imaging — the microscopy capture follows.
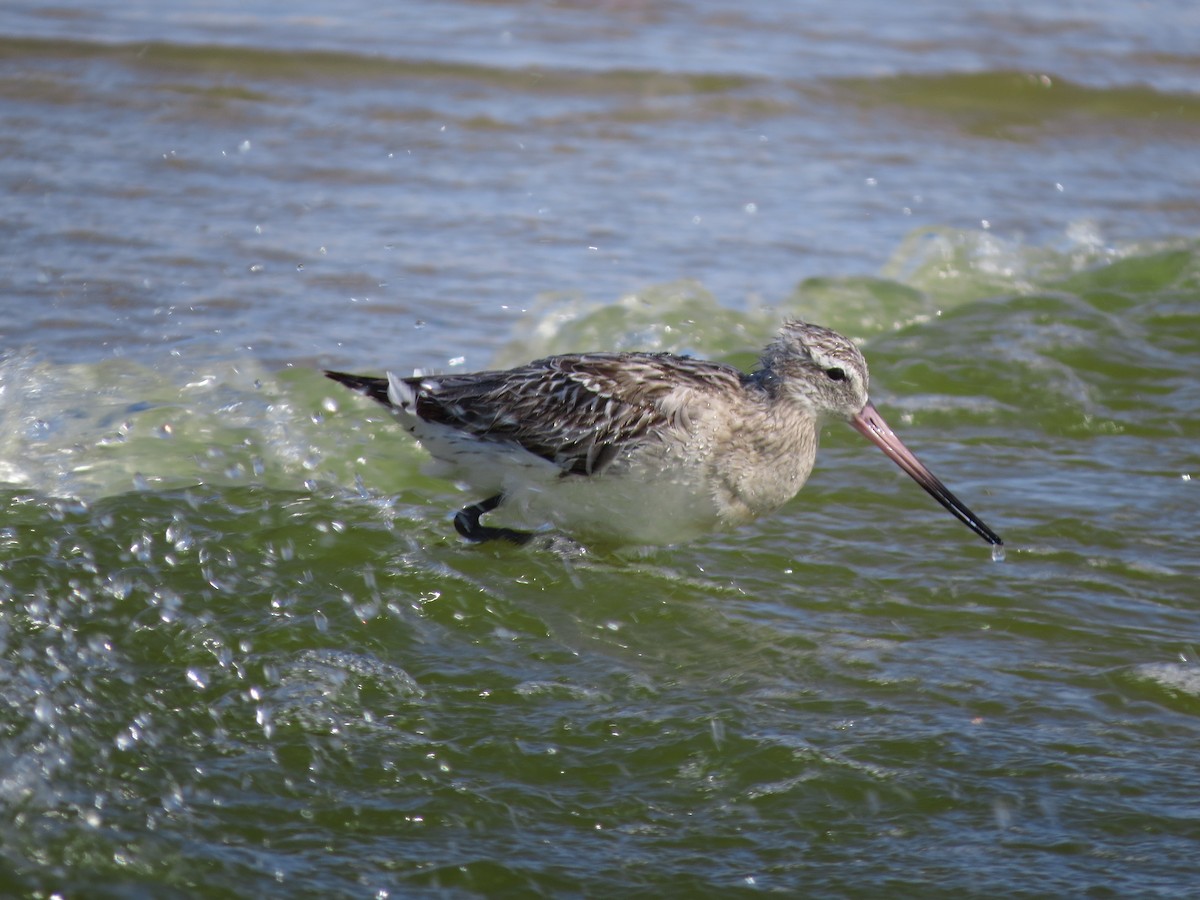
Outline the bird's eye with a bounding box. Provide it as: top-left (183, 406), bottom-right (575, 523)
top-left (825, 367), bottom-right (847, 382)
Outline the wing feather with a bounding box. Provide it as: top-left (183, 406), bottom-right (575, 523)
top-left (404, 352), bottom-right (745, 476)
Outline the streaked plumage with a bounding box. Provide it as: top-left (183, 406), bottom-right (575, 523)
top-left (325, 321), bottom-right (1003, 548)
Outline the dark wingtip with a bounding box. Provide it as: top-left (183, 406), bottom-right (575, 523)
top-left (323, 370), bottom-right (392, 406)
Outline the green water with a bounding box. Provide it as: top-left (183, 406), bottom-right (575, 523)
top-left (5, 0), bottom-right (1200, 892)
top-left (3, 237), bottom-right (1198, 897)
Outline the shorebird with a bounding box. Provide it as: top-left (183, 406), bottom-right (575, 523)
top-left (325, 321), bottom-right (1003, 549)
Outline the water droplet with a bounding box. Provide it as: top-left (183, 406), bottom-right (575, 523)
top-left (710, 718), bottom-right (725, 749)
top-left (256, 705), bottom-right (273, 733)
top-left (991, 544), bottom-right (1006, 563)
top-left (992, 797), bottom-right (1013, 828)
top-left (34, 693), bottom-right (55, 724)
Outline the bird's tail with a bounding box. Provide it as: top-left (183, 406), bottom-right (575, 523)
top-left (323, 370), bottom-right (392, 407)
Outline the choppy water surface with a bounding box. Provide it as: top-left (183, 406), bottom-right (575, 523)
top-left (2, 1), bottom-right (1199, 896)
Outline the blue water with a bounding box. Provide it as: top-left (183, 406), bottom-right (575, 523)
top-left (2, 1), bottom-right (1199, 896)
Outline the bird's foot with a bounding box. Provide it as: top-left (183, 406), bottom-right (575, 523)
top-left (454, 495), bottom-right (535, 546)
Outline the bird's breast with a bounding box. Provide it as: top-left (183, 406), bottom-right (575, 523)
top-left (704, 405), bottom-right (820, 523)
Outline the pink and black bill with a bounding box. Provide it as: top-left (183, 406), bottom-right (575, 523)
top-left (851, 402), bottom-right (1003, 547)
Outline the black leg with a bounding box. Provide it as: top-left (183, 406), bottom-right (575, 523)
top-left (453, 494), bottom-right (534, 545)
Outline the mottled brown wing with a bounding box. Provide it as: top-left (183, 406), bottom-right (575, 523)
top-left (410, 352), bottom-right (745, 476)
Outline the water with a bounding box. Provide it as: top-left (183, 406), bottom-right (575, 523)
top-left (2, 2), bottom-right (1199, 896)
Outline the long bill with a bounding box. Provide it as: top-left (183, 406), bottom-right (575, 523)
top-left (850, 401), bottom-right (1003, 547)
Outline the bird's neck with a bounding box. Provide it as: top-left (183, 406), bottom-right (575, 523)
top-left (741, 367), bottom-right (780, 399)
